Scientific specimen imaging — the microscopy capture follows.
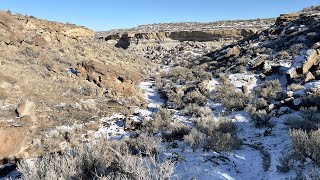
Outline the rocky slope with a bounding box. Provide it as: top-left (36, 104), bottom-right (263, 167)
top-left (97, 18), bottom-right (275, 49)
top-left (0, 11), bottom-right (152, 163)
top-left (207, 7), bottom-right (320, 87)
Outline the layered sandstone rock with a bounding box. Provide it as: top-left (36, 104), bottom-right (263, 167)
top-left (97, 18), bottom-right (275, 49)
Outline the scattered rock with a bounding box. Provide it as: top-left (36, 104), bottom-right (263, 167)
top-left (80, 99), bottom-right (97, 111)
top-left (16, 99), bottom-right (36, 118)
top-left (303, 50), bottom-right (319, 74)
top-left (226, 46), bottom-right (240, 58)
top-left (304, 71), bottom-right (315, 82)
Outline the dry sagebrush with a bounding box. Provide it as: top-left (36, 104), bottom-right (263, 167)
top-left (18, 137), bottom-right (174, 180)
top-left (184, 117), bottom-right (240, 152)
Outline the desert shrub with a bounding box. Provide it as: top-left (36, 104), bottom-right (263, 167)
top-left (252, 98), bottom-right (268, 109)
top-left (277, 153), bottom-right (296, 173)
top-left (163, 88), bottom-right (184, 109)
top-left (143, 107), bottom-right (173, 133)
top-left (284, 109), bottom-right (320, 132)
top-left (235, 65), bottom-right (247, 73)
top-left (187, 117), bottom-right (240, 152)
top-left (284, 114), bottom-right (313, 130)
top-left (197, 80), bottom-right (210, 98)
top-left (143, 108), bottom-right (191, 141)
top-left (303, 106), bottom-right (320, 122)
top-left (192, 66), bottom-right (212, 80)
top-left (125, 133), bottom-right (161, 156)
top-left (182, 103), bottom-right (212, 117)
top-left (255, 79), bottom-right (281, 100)
top-left (20, 47), bottom-right (40, 58)
top-left (236, 56), bottom-right (248, 65)
top-left (302, 88), bottom-right (320, 108)
top-left (162, 122), bottom-right (190, 141)
top-left (290, 129), bottom-right (309, 160)
top-left (167, 67), bottom-right (194, 84)
top-left (246, 105), bottom-right (271, 127)
top-left (18, 139), bottom-right (174, 180)
top-left (184, 89), bottom-right (207, 106)
top-left (214, 80), bottom-right (249, 111)
top-left (184, 129), bottom-right (206, 151)
top-left (287, 83), bottom-right (304, 91)
top-left (79, 85), bottom-right (93, 96)
top-left (289, 129), bottom-right (320, 164)
top-left (306, 167), bottom-right (320, 180)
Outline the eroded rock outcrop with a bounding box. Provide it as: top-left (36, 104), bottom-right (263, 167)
top-left (97, 18), bottom-right (275, 49)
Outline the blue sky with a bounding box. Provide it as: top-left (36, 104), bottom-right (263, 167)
top-left (0, 0), bottom-right (318, 31)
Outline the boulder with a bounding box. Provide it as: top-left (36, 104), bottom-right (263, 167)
top-left (287, 68), bottom-right (299, 79)
top-left (0, 127), bottom-right (28, 159)
top-left (304, 71), bottom-right (315, 82)
top-left (303, 50), bottom-right (319, 74)
top-left (226, 46), bottom-right (240, 58)
top-left (80, 99), bottom-right (97, 111)
top-left (16, 99), bottom-right (36, 118)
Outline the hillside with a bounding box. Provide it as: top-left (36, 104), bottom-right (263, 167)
top-left (2, 6), bottom-right (320, 180)
top-left (0, 10), bottom-right (152, 164)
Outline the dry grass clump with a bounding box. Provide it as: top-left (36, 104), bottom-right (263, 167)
top-left (255, 79), bottom-right (281, 100)
top-left (18, 138), bottom-right (174, 180)
top-left (184, 117), bottom-right (240, 152)
top-left (214, 80), bottom-right (250, 111)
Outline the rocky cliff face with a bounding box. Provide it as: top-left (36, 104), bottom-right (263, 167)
top-left (97, 19), bottom-right (275, 49)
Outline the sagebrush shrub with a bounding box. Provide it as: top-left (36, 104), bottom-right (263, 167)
top-left (182, 103), bottom-right (212, 117)
top-left (289, 128), bottom-right (320, 164)
top-left (214, 80), bottom-right (249, 111)
top-left (186, 117), bottom-right (240, 152)
top-left (143, 107), bottom-right (173, 133)
top-left (18, 138), bottom-right (174, 180)
top-left (184, 129), bottom-right (206, 151)
top-left (255, 79), bottom-right (281, 100)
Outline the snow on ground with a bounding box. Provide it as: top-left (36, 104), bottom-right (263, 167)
top-left (228, 74), bottom-right (258, 91)
top-left (1, 79), bottom-right (299, 180)
top-left (137, 81), bottom-right (164, 118)
top-left (138, 79), bottom-right (295, 179)
top-left (94, 114), bottom-right (127, 140)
